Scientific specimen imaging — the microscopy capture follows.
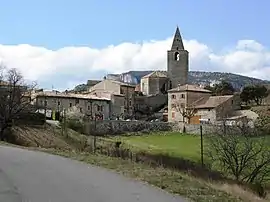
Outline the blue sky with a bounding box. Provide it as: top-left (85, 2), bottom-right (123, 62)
top-left (1, 0), bottom-right (269, 49)
top-left (0, 0), bottom-right (269, 90)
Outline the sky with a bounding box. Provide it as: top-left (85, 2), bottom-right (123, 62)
top-left (0, 0), bottom-right (269, 90)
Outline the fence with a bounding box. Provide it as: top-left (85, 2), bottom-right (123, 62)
top-left (82, 135), bottom-right (224, 181)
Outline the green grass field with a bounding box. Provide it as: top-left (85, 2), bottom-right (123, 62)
top-left (113, 132), bottom-right (203, 162)
top-left (113, 132), bottom-right (270, 164)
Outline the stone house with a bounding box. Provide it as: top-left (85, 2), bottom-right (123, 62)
top-left (35, 91), bottom-right (111, 120)
top-left (168, 84), bottom-right (241, 124)
top-left (89, 79), bottom-right (135, 117)
top-left (140, 71), bottom-right (168, 95)
top-left (87, 89), bottom-right (125, 119)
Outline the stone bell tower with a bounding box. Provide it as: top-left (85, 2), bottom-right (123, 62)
top-left (167, 26), bottom-right (189, 89)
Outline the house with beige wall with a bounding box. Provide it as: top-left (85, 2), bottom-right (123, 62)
top-left (89, 79), bottom-right (135, 117)
top-left (140, 71), bottom-right (168, 95)
top-left (87, 89), bottom-right (125, 119)
top-left (168, 84), bottom-right (241, 124)
top-left (35, 91), bottom-right (111, 120)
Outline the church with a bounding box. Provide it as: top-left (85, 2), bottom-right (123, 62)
top-left (137, 27), bottom-right (240, 124)
top-left (140, 26), bottom-right (189, 96)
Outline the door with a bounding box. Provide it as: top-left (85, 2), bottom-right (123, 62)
top-left (190, 115), bottom-right (201, 124)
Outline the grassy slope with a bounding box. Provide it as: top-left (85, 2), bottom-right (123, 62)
top-left (113, 132), bottom-right (202, 161)
top-left (1, 125), bottom-right (268, 202)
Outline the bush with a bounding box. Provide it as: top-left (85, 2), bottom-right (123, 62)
top-left (15, 112), bottom-right (45, 125)
top-left (66, 119), bottom-right (85, 134)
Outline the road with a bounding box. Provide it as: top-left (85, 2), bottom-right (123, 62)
top-left (0, 146), bottom-right (186, 202)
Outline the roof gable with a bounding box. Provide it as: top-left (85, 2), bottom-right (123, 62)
top-left (142, 71), bottom-right (167, 79)
top-left (195, 95), bottom-right (234, 109)
top-left (168, 84), bottom-right (211, 93)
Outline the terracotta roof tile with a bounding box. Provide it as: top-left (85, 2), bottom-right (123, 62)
top-left (195, 95), bottom-right (233, 109)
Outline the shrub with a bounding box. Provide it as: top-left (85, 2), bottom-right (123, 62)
top-left (66, 119), bottom-right (85, 134)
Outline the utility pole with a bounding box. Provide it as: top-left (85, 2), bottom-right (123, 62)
top-left (200, 124), bottom-right (204, 167)
top-left (93, 115), bottom-right (97, 153)
top-left (61, 107), bottom-right (64, 136)
top-left (44, 96), bottom-right (47, 129)
top-left (64, 108), bottom-right (67, 138)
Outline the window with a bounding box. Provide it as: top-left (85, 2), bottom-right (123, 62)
top-left (208, 109), bottom-right (211, 111)
top-left (120, 88), bottom-right (124, 94)
top-left (88, 105), bottom-right (90, 110)
top-left (129, 100), bottom-right (132, 106)
top-left (44, 100), bottom-right (47, 106)
top-left (58, 101), bottom-right (61, 105)
top-left (231, 100), bottom-right (234, 104)
top-left (69, 103), bottom-right (72, 107)
top-left (171, 94), bottom-right (176, 99)
top-left (181, 94), bottom-right (185, 98)
top-left (174, 52), bottom-right (180, 61)
top-left (80, 108), bottom-right (82, 113)
top-left (75, 99), bottom-right (79, 104)
top-left (97, 105), bottom-right (103, 112)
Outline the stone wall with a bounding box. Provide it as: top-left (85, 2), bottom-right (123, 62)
top-left (172, 123), bottom-right (219, 134)
top-left (83, 119), bottom-right (253, 136)
top-left (84, 120), bottom-right (172, 135)
top-left (172, 122), bottom-right (254, 135)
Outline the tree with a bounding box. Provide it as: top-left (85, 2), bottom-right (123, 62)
top-left (240, 85), bottom-right (268, 105)
top-left (0, 67), bottom-right (36, 141)
top-left (240, 86), bottom-right (254, 104)
top-left (205, 80), bottom-right (235, 96)
top-left (66, 106), bottom-right (85, 121)
top-left (206, 126), bottom-right (270, 197)
top-left (173, 101), bottom-right (196, 123)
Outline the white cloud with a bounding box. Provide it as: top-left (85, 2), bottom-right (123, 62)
top-left (0, 37), bottom-right (269, 89)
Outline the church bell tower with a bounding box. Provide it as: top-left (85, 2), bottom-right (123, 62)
top-left (167, 26), bottom-right (189, 89)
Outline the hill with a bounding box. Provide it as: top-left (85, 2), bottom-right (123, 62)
top-left (106, 71), bottom-right (270, 91)
top-left (73, 71), bottom-right (270, 92)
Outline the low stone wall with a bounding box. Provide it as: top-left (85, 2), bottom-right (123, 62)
top-left (171, 122), bottom-right (216, 134)
top-left (83, 120), bottom-right (253, 136)
top-left (84, 120), bottom-right (172, 135)
top-left (172, 122), bottom-right (255, 135)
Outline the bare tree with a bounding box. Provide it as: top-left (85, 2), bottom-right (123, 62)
top-left (0, 67), bottom-right (36, 141)
top-left (206, 126), bottom-right (270, 196)
top-left (66, 106), bottom-right (85, 121)
top-left (173, 101), bottom-right (196, 123)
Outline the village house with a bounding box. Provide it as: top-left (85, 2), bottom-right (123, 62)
top-left (168, 84), bottom-right (241, 124)
top-left (89, 79), bottom-right (135, 117)
top-left (86, 89), bottom-right (125, 119)
top-left (35, 91), bottom-right (111, 120)
top-left (140, 71), bottom-right (168, 95)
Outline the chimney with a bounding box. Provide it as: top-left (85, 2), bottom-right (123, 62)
top-left (185, 84), bottom-right (188, 90)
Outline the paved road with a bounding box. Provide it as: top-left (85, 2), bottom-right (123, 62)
top-left (0, 146), bottom-right (186, 202)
